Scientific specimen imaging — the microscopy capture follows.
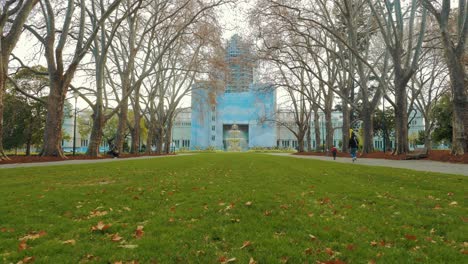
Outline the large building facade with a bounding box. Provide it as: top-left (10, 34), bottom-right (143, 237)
top-left (190, 35), bottom-right (277, 150)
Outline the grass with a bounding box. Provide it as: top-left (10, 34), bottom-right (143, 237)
top-left (0, 153), bottom-right (466, 263)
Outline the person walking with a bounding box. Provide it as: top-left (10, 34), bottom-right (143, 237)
top-left (348, 132), bottom-right (359, 162)
top-left (331, 146), bottom-right (338, 160)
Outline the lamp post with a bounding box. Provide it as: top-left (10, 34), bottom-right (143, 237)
top-left (73, 91), bottom-right (79, 156)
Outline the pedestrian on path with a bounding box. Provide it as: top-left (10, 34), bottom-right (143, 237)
top-left (331, 146), bottom-right (337, 160)
top-left (348, 132), bottom-right (359, 162)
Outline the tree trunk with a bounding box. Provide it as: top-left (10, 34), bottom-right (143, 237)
top-left (26, 139), bottom-right (32, 156)
top-left (325, 110), bottom-right (333, 151)
top-left (361, 105), bottom-right (374, 154)
top-left (0, 59), bottom-right (8, 160)
top-left (297, 130), bottom-right (305, 153)
top-left (445, 47), bottom-right (467, 155)
top-left (155, 126), bottom-right (164, 155)
top-left (115, 95), bottom-right (128, 153)
top-left (145, 126), bottom-right (153, 154)
top-left (86, 110), bottom-right (105, 157)
top-left (306, 124), bottom-right (312, 152)
top-left (313, 110), bottom-right (321, 151)
top-left (164, 118), bottom-right (173, 154)
top-left (394, 76), bottom-right (410, 154)
top-left (42, 78), bottom-right (68, 157)
top-left (130, 91), bottom-right (141, 154)
top-left (424, 131), bottom-right (432, 151)
top-left (341, 99), bottom-right (350, 152)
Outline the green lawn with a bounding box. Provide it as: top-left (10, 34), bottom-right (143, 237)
top-left (0, 153), bottom-right (466, 263)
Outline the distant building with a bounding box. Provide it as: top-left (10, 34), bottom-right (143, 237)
top-left (190, 35), bottom-right (276, 150)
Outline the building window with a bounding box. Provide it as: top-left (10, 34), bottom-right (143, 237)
top-left (81, 139), bottom-right (89, 147)
top-left (182, 140), bottom-right (190, 148)
top-left (292, 140), bottom-right (298, 148)
top-left (212, 115), bottom-right (216, 121)
top-left (212, 125), bottom-right (216, 131)
top-left (212, 135), bottom-right (215, 141)
top-left (174, 140), bottom-right (180, 148)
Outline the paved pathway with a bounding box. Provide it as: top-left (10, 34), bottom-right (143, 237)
top-left (0, 154), bottom-right (192, 169)
top-left (269, 153), bottom-right (468, 176)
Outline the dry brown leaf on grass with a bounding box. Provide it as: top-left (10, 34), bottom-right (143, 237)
top-left (18, 240), bottom-right (27, 251)
top-left (17, 256), bottom-right (34, 264)
top-left (218, 256), bottom-right (236, 263)
top-left (19, 231), bottom-right (46, 241)
top-left (240, 241), bottom-right (252, 249)
top-left (89, 210), bottom-right (108, 218)
top-left (62, 239), bottom-right (76, 245)
top-left (91, 221), bottom-right (112, 232)
top-left (111, 233), bottom-right (123, 242)
top-left (249, 257), bottom-right (257, 264)
top-left (405, 234), bottom-right (417, 241)
top-left (135, 226), bottom-right (144, 239)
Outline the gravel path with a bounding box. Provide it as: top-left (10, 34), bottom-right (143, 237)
top-left (0, 154), bottom-right (193, 169)
top-left (269, 153), bottom-right (468, 176)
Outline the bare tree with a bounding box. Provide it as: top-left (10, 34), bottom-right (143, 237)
top-left (412, 46), bottom-right (450, 150)
top-left (0, 0), bottom-right (39, 160)
top-left (25, 0), bottom-right (123, 157)
top-left (366, 0), bottom-right (427, 154)
top-left (422, 0), bottom-right (467, 155)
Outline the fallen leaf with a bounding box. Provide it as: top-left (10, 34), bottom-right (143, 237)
top-left (405, 234), bottom-right (417, 241)
top-left (264, 210), bottom-right (272, 216)
top-left (309, 234), bottom-right (317, 241)
top-left (240, 241), bottom-right (251, 249)
top-left (449, 201), bottom-right (458, 206)
top-left (89, 210), bottom-right (108, 218)
top-left (319, 197), bottom-right (331, 205)
top-left (135, 226), bottom-right (144, 239)
top-left (91, 221), bottom-right (111, 232)
top-left (218, 256), bottom-right (236, 263)
top-left (249, 257), bottom-right (257, 264)
top-left (325, 247), bottom-right (334, 256)
top-left (19, 231), bottom-right (46, 241)
top-left (447, 192), bottom-right (454, 196)
top-left (118, 244), bottom-right (138, 249)
top-left (245, 201), bottom-right (252, 206)
top-left (370, 241), bottom-right (378, 247)
top-left (346, 244), bottom-right (355, 251)
top-left (304, 248), bottom-right (313, 255)
top-left (280, 256), bottom-right (289, 263)
top-left (18, 240), bottom-right (27, 251)
top-left (111, 233), bottom-right (123, 242)
top-left (433, 204), bottom-right (442, 210)
top-left (17, 256), bottom-right (35, 264)
top-left (62, 239), bottom-right (76, 245)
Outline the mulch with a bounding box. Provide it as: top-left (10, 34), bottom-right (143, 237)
top-left (295, 150), bottom-right (468, 164)
top-left (0, 153), bottom-right (175, 165)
